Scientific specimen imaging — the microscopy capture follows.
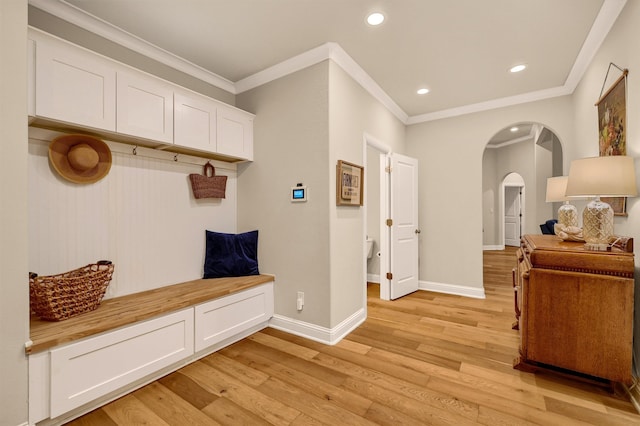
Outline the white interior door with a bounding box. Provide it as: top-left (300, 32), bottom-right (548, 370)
top-left (390, 153), bottom-right (419, 300)
top-left (504, 186), bottom-right (521, 246)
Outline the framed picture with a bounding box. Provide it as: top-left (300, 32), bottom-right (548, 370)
top-left (596, 67), bottom-right (628, 216)
top-left (336, 160), bottom-right (364, 206)
top-left (596, 71), bottom-right (627, 157)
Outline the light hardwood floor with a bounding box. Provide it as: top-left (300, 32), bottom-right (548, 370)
top-left (68, 247), bottom-right (640, 425)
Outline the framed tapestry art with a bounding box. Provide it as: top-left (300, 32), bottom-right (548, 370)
top-left (596, 65), bottom-right (629, 216)
top-left (597, 69), bottom-right (627, 157)
top-left (336, 160), bottom-right (364, 206)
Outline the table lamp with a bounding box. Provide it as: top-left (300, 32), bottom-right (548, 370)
top-left (545, 176), bottom-right (578, 228)
top-left (565, 155), bottom-right (637, 250)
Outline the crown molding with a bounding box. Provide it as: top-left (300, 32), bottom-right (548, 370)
top-left (235, 42), bottom-right (408, 123)
top-left (407, 85), bottom-right (572, 124)
top-left (29, 0), bottom-right (236, 93)
top-left (563, 0), bottom-right (627, 91)
top-left (326, 43), bottom-right (409, 123)
top-left (408, 0), bottom-right (626, 124)
top-left (486, 134), bottom-right (533, 150)
top-left (29, 0), bottom-right (625, 126)
top-left (234, 43), bottom-right (333, 94)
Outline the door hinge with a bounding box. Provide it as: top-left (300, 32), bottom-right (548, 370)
top-left (385, 166), bottom-right (392, 173)
top-left (386, 272), bottom-right (393, 280)
top-left (386, 219), bottom-right (393, 227)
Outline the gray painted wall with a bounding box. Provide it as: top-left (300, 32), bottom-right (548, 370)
top-left (1, 1), bottom-right (29, 425)
top-left (236, 60), bottom-right (404, 330)
top-left (406, 96), bottom-right (574, 291)
top-left (237, 62), bottom-right (332, 327)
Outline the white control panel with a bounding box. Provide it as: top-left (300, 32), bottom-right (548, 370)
top-left (291, 184), bottom-right (307, 202)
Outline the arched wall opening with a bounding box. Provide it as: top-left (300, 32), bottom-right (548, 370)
top-left (482, 122), bottom-right (564, 249)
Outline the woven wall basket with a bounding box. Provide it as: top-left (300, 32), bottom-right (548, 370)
top-left (29, 261), bottom-right (115, 321)
top-left (189, 162), bottom-right (227, 199)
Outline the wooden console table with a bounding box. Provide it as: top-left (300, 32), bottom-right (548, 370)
top-left (513, 234), bottom-right (634, 384)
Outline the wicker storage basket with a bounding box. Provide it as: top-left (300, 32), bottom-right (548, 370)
top-left (189, 162), bottom-right (227, 199)
top-left (29, 260), bottom-right (115, 321)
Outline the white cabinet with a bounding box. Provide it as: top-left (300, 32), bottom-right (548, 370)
top-left (217, 106), bottom-right (254, 161)
top-left (49, 309), bottom-right (193, 418)
top-left (195, 283), bottom-right (274, 352)
top-left (174, 90), bottom-right (217, 152)
top-left (29, 29), bottom-right (254, 161)
top-left (28, 280), bottom-right (274, 424)
top-left (34, 34), bottom-right (116, 132)
top-left (116, 70), bottom-right (174, 143)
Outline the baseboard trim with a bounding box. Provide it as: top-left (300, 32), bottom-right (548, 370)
top-left (269, 308), bottom-right (366, 345)
top-left (367, 273), bottom-right (380, 283)
top-left (483, 244), bottom-right (505, 251)
top-left (419, 280), bottom-right (486, 299)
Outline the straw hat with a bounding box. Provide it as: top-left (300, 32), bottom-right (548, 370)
top-left (49, 134), bottom-right (112, 184)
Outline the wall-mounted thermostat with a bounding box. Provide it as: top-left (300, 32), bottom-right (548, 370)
top-left (291, 184), bottom-right (307, 202)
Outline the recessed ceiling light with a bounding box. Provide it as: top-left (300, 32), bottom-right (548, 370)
top-left (417, 88), bottom-right (429, 95)
top-left (510, 127), bottom-right (519, 132)
top-left (510, 64), bottom-right (527, 73)
top-left (367, 12), bottom-right (385, 26)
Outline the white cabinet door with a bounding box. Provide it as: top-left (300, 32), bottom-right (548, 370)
top-left (217, 106), bottom-right (254, 160)
top-left (195, 283), bottom-right (273, 352)
top-left (116, 70), bottom-right (174, 143)
top-left (28, 351), bottom-right (50, 424)
top-left (35, 36), bottom-right (116, 131)
top-left (49, 309), bottom-right (193, 417)
top-left (389, 154), bottom-right (419, 300)
top-left (174, 91), bottom-right (217, 152)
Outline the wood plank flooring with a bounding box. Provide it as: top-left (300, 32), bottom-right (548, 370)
top-left (67, 247), bottom-right (640, 425)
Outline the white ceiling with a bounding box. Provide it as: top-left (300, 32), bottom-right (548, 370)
top-left (33, 0), bottom-right (624, 125)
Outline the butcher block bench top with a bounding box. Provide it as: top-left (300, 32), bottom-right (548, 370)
top-left (28, 274), bottom-right (275, 354)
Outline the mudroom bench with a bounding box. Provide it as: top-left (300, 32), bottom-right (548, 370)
top-left (27, 274), bottom-right (275, 425)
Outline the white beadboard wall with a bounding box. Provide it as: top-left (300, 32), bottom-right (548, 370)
top-left (28, 128), bottom-right (238, 299)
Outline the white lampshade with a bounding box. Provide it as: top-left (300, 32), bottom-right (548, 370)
top-left (565, 155), bottom-right (637, 250)
top-left (565, 156), bottom-right (637, 198)
top-left (546, 176), bottom-right (578, 228)
top-left (546, 176), bottom-right (570, 202)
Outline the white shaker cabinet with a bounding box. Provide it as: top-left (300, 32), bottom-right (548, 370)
top-left (174, 90), bottom-right (217, 152)
top-left (116, 70), bottom-right (174, 143)
top-left (29, 28), bottom-right (254, 161)
top-left (217, 106), bottom-right (254, 161)
top-left (34, 35), bottom-right (116, 132)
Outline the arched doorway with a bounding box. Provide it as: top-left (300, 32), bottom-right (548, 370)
top-left (482, 122), bottom-right (563, 249)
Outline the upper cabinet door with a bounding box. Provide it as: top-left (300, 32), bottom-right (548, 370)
top-left (35, 37), bottom-right (116, 131)
top-left (116, 70), bottom-right (173, 143)
top-left (217, 106), bottom-right (254, 161)
top-left (174, 91), bottom-right (217, 153)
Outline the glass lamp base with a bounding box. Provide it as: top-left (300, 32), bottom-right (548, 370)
top-left (557, 202), bottom-right (578, 228)
top-left (582, 197), bottom-right (613, 250)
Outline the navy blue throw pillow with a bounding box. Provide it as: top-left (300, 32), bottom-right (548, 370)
top-left (204, 230), bottom-right (259, 278)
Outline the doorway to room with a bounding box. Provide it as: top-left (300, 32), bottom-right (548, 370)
top-left (364, 135), bottom-right (419, 301)
top-left (503, 173), bottom-right (525, 247)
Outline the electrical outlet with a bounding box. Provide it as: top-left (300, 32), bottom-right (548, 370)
top-left (297, 291), bottom-right (304, 311)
